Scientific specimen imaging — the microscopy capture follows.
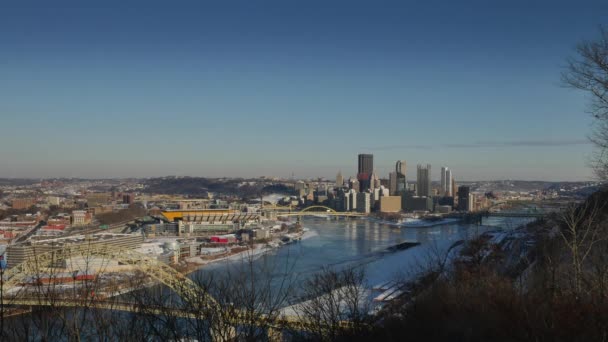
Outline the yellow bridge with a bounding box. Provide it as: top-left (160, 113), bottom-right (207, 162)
top-left (271, 205), bottom-right (366, 217)
top-left (0, 243), bottom-right (353, 336)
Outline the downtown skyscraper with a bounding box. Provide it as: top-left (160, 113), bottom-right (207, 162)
top-left (389, 160), bottom-right (407, 196)
top-left (441, 166), bottom-right (453, 196)
top-left (357, 154), bottom-right (373, 191)
top-left (358, 154), bottom-right (373, 175)
top-left (416, 164), bottom-right (432, 197)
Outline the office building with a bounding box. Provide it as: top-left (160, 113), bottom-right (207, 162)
top-left (334, 189), bottom-right (346, 211)
top-left (400, 190), bottom-right (415, 210)
top-left (369, 172), bottom-right (379, 191)
top-left (356, 192), bottom-right (371, 214)
top-left (396, 160), bottom-right (406, 177)
top-left (441, 167), bottom-right (447, 195)
top-left (395, 160), bottom-right (407, 194)
top-left (357, 154), bottom-right (373, 191)
top-left (294, 181), bottom-right (306, 191)
top-left (358, 154), bottom-right (373, 175)
top-left (416, 164), bottom-right (432, 197)
top-left (122, 193), bottom-right (134, 205)
top-left (380, 196), bottom-right (402, 213)
top-left (441, 167), bottom-right (453, 196)
top-left (72, 210), bottom-right (92, 226)
top-left (437, 196), bottom-right (455, 208)
top-left (446, 169), bottom-right (453, 196)
top-left (404, 196), bottom-right (433, 212)
top-left (435, 205), bottom-right (452, 213)
top-left (468, 193), bottom-right (476, 212)
top-left (343, 194), bottom-right (351, 212)
top-left (336, 171), bottom-right (344, 188)
top-left (374, 174), bottom-right (381, 189)
top-left (389, 172), bottom-right (398, 195)
top-left (344, 189), bottom-right (357, 211)
top-left (370, 188), bottom-right (380, 209)
top-left (379, 185), bottom-right (390, 197)
top-left (349, 178), bottom-right (359, 192)
top-left (86, 193), bottom-right (111, 207)
top-left (458, 186), bottom-right (471, 211)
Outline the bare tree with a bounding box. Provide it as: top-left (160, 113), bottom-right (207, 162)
top-left (562, 27), bottom-right (608, 180)
top-left (123, 248), bottom-right (299, 341)
top-left (558, 199), bottom-right (606, 295)
top-left (293, 267), bottom-right (371, 341)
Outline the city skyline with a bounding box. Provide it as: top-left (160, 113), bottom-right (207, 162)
top-left (0, 153), bottom-right (597, 183)
top-left (1, 1), bottom-right (606, 181)
top-left (0, 2), bottom-right (607, 339)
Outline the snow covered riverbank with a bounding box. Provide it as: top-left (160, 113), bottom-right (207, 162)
top-left (368, 217), bottom-right (463, 228)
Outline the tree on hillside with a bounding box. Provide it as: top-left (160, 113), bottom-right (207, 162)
top-left (563, 27), bottom-right (608, 180)
top-left (558, 199), bottom-right (605, 295)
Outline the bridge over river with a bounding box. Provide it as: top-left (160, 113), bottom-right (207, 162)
top-left (0, 243), bottom-right (352, 340)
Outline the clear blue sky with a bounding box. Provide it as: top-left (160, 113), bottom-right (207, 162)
top-left (0, 0), bottom-right (605, 181)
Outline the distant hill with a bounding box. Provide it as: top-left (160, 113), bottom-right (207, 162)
top-left (142, 177), bottom-right (294, 198)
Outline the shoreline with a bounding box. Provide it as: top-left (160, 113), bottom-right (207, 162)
top-left (181, 228), bottom-right (315, 275)
top-left (366, 216), bottom-right (463, 228)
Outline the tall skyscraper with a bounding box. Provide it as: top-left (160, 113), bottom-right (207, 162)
top-left (395, 160), bottom-right (407, 194)
top-left (358, 154), bottom-right (373, 175)
top-left (446, 169), bottom-right (452, 196)
top-left (349, 177), bottom-right (360, 192)
top-left (416, 164), bottom-right (432, 197)
top-left (356, 192), bottom-right (371, 214)
top-left (389, 171), bottom-right (398, 195)
top-left (357, 154), bottom-right (373, 191)
top-left (441, 167), bottom-right (453, 196)
top-left (369, 171), bottom-right (377, 192)
top-left (396, 160), bottom-right (406, 176)
top-left (458, 186), bottom-right (470, 211)
top-left (441, 167), bottom-right (446, 195)
top-left (336, 170), bottom-right (344, 188)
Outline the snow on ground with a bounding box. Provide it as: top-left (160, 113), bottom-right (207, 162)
top-left (280, 285), bottom-right (371, 317)
top-left (135, 242), bottom-right (165, 256)
top-left (368, 217), bottom-right (462, 228)
top-left (363, 238), bottom-right (459, 288)
top-left (262, 193), bottom-right (288, 204)
top-left (401, 218), bottom-right (462, 228)
top-left (195, 244), bottom-right (273, 267)
top-left (278, 238), bottom-right (460, 315)
top-left (300, 227), bottom-right (318, 240)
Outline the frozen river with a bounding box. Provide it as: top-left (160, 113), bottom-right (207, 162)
top-left (198, 216), bottom-right (535, 295)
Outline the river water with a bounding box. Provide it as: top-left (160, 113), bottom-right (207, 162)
top-left (199, 216), bottom-right (535, 294)
top-left (3, 215), bottom-right (536, 340)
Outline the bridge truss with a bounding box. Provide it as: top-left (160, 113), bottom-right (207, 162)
top-left (276, 205), bottom-right (365, 217)
top-left (2, 243), bottom-right (213, 308)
